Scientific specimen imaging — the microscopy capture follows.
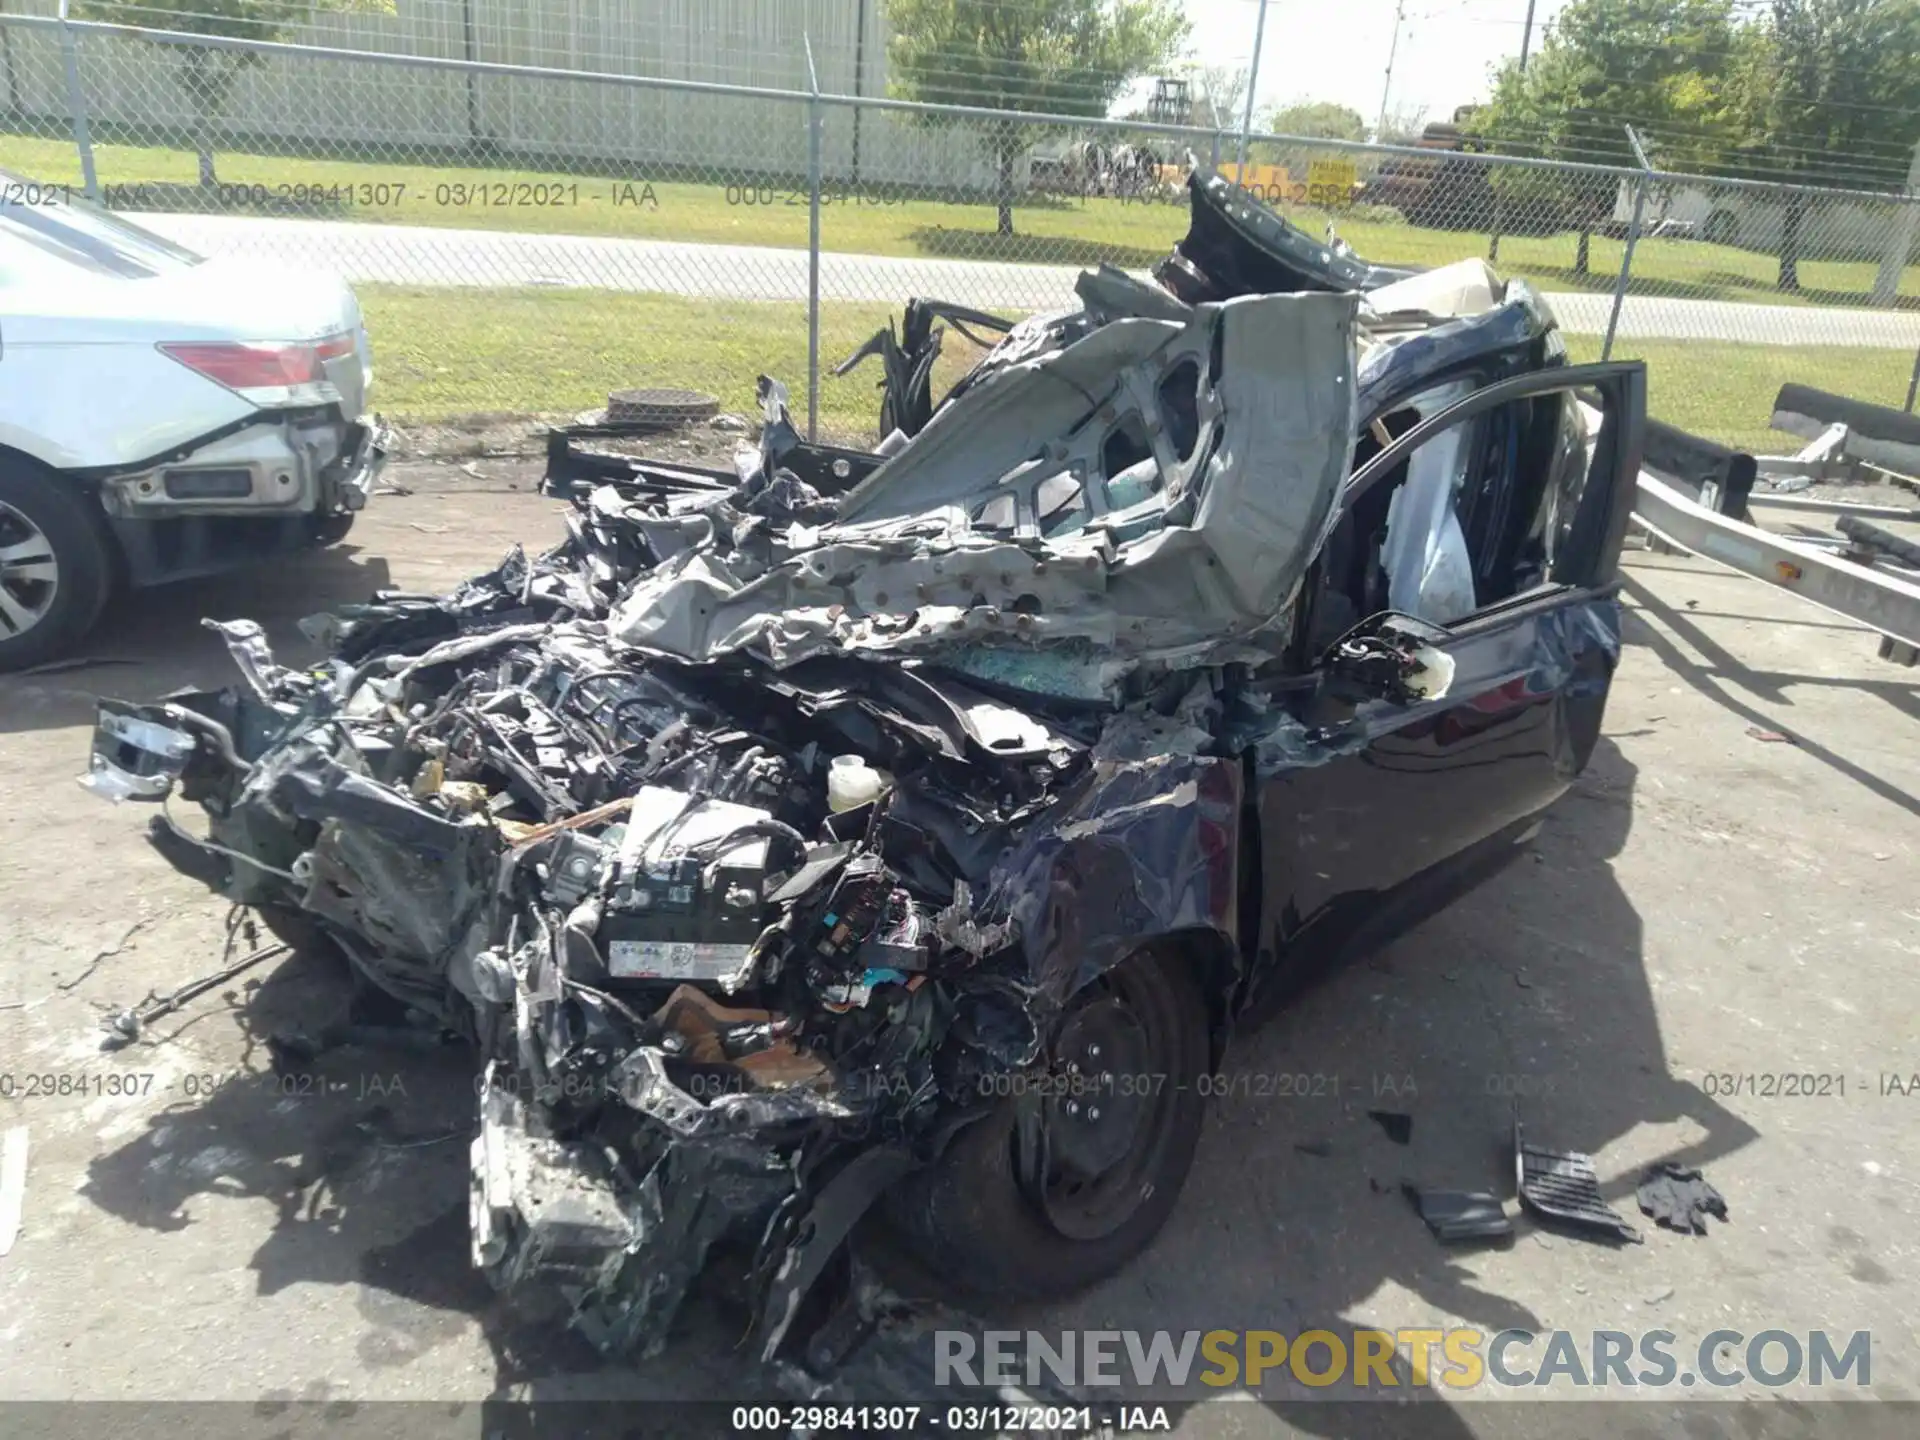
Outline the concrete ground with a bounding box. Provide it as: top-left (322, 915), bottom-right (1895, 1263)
top-left (2, 461), bottom-right (1917, 1437)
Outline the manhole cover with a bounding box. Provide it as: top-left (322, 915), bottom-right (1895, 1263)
top-left (606, 387), bottom-right (720, 428)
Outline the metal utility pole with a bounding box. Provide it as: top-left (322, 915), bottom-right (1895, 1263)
top-left (851, 0), bottom-right (869, 184)
top-left (1491, 0), bottom-right (1539, 263)
top-left (1376, 0), bottom-right (1407, 142)
top-left (460, 0), bottom-right (479, 147)
top-left (805, 35), bottom-right (822, 440)
top-left (1603, 125), bottom-right (1653, 361)
top-left (1236, 0), bottom-right (1270, 179)
top-left (56, 0), bottom-right (97, 200)
top-left (1873, 137), bottom-right (1920, 308)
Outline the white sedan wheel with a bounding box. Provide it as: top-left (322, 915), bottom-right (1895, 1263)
top-left (0, 499), bottom-right (60, 641)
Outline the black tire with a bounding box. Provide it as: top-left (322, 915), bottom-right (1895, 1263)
top-left (887, 944), bottom-right (1209, 1302)
top-left (0, 458), bottom-right (115, 673)
top-left (310, 513), bottom-right (356, 547)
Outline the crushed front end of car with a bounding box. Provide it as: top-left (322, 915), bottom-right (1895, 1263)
top-left (80, 166), bottom-right (1569, 1365)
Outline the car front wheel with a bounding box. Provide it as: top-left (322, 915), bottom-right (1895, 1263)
top-left (0, 459), bottom-right (114, 673)
top-left (888, 943), bottom-right (1210, 1302)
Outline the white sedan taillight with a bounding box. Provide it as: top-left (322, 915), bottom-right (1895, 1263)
top-left (159, 333), bottom-right (358, 407)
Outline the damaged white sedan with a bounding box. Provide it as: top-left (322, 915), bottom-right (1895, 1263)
top-left (0, 172), bottom-right (384, 669)
top-left (79, 170), bottom-right (1646, 1368)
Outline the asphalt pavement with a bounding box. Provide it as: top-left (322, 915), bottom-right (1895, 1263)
top-left (138, 212), bottom-right (1920, 348)
top-left (3, 466), bottom-right (1917, 1436)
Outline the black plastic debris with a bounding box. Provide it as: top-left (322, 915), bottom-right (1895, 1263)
top-left (1637, 1161), bottom-right (1729, 1235)
top-left (1514, 1122), bottom-right (1640, 1243)
top-left (1402, 1184), bottom-right (1513, 1243)
top-left (1368, 1110), bottom-right (1413, 1145)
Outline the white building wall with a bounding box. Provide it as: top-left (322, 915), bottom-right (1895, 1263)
top-left (1, 0), bottom-right (1004, 189)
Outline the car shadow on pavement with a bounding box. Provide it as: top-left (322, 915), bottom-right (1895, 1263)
top-left (72, 935), bottom-right (613, 1387)
top-left (71, 737), bottom-right (1764, 1429)
top-left (1621, 573), bottom-right (1920, 819)
top-left (0, 542), bottom-right (392, 737)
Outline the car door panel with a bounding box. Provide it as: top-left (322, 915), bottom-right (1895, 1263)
top-left (1246, 592), bottom-right (1619, 1003)
top-left (1241, 362), bottom-right (1643, 1016)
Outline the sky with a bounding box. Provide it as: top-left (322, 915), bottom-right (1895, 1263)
top-left (1150, 0), bottom-right (1574, 133)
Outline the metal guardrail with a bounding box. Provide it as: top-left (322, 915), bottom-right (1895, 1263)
top-left (1629, 411), bottom-right (1920, 663)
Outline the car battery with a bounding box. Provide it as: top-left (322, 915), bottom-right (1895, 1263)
top-left (598, 786), bottom-right (774, 989)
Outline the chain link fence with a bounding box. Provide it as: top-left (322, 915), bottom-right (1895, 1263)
top-left (6, 10), bottom-right (1920, 453)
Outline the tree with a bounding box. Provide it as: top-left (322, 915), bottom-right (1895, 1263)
top-left (1374, 106), bottom-right (1432, 148)
top-left (1731, 0), bottom-right (1920, 290)
top-left (74, 0), bottom-right (389, 188)
top-left (1254, 101), bottom-right (1368, 176)
top-left (1189, 63), bottom-right (1247, 130)
top-left (884, 0), bottom-right (1189, 236)
top-left (1265, 101), bottom-right (1368, 144)
top-left (1470, 0), bottom-right (1745, 273)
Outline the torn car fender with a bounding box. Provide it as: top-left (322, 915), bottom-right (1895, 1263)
top-left (984, 751), bottom-right (1244, 1008)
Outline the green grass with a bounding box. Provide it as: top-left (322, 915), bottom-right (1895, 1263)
top-left (359, 286), bottom-right (992, 440)
top-left (1319, 212), bottom-right (1920, 310)
top-left (1566, 335), bottom-right (1916, 453)
top-left (11, 129), bottom-right (1920, 309)
top-left (358, 285), bottom-right (1909, 457)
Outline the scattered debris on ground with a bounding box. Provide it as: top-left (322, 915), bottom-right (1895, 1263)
top-left (1638, 1161), bottom-right (1730, 1235)
top-left (1368, 1110), bottom-right (1414, 1145)
top-left (1402, 1184), bottom-right (1513, 1244)
top-left (1515, 1122), bottom-right (1641, 1243)
top-left (102, 937), bottom-right (288, 1049)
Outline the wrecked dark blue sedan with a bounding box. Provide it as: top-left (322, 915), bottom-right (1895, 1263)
top-left (81, 169), bottom-right (1645, 1364)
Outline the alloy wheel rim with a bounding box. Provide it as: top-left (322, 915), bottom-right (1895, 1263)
top-left (0, 501), bottom-right (60, 640)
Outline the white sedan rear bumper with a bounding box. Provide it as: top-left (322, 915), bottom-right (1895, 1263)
top-left (97, 411), bottom-right (386, 520)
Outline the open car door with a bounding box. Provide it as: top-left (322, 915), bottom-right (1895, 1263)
top-left (1245, 360), bottom-right (1646, 1013)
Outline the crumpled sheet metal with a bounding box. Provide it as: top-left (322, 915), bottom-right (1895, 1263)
top-left (610, 292), bottom-right (1359, 687)
top-left (1104, 292), bottom-right (1356, 627)
top-left (984, 743), bottom-right (1243, 1005)
top-left (204, 617), bottom-right (305, 704)
top-left (76, 225), bottom-right (1441, 1370)
top-left (1358, 284), bottom-right (1558, 418)
top-left (835, 315), bottom-right (1192, 526)
top-left (610, 533), bottom-right (1116, 667)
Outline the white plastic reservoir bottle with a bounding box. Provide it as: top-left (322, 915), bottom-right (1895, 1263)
top-left (827, 754), bottom-right (888, 812)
